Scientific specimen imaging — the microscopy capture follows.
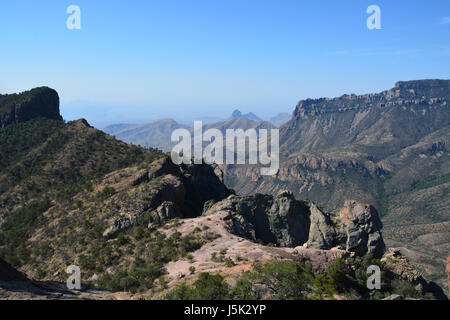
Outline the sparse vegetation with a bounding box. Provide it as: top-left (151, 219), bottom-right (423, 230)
top-left (166, 255), bottom-right (432, 300)
top-left (96, 230), bottom-right (210, 293)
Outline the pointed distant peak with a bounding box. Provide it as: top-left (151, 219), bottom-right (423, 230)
top-left (230, 109), bottom-right (263, 122)
top-left (232, 109), bottom-right (242, 118)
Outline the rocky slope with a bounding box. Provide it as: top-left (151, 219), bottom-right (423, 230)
top-left (1, 146), bottom-right (445, 299)
top-left (224, 79), bottom-right (450, 290)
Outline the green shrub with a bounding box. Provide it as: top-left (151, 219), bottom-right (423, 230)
top-left (0, 198), bottom-right (52, 267)
top-left (326, 258), bottom-right (349, 293)
top-left (224, 257), bottom-right (236, 267)
top-left (391, 279), bottom-right (422, 298)
top-left (230, 278), bottom-right (256, 300)
top-left (251, 259), bottom-right (314, 299)
top-left (116, 232), bottom-right (128, 245)
top-left (166, 273), bottom-right (229, 300)
top-left (313, 275), bottom-right (337, 297)
top-left (96, 186), bottom-right (116, 200)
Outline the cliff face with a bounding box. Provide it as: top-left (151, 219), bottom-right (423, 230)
top-left (280, 79), bottom-right (450, 154)
top-left (0, 87), bottom-right (62, 127)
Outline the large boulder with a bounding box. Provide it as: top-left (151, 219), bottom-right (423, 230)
top-left (205, 191), bottom-right (311, 247)
top-left (382, 248), bottom-right (448, 300)
top-left (306, 203), bottom-right (339, 249)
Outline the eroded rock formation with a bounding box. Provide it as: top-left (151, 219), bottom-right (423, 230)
top-left (102, 156), bottom-right (232, 239)
top-left (203, 191), bottom-right (386, 257)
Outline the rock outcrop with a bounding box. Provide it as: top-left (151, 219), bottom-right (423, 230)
top-left (335, 200), bottom-right (385, 257)
top-left (382, 248), bottom-right (448, 300)
top-left (103, 158), bottom-right (386, 258)
top-left (102, 156), bottom-right (232, 239)
top-left (0, 87), bottom-right (62, 127)
top-left (203, 191), bottom-right (311, 247)
top-left (203, 192), bottom-right (386, 257)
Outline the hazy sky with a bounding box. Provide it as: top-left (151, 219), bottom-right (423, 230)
top-left (1, 0), bottom-right (449, 128)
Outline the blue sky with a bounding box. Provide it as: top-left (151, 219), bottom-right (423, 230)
top-left (0, 0), bottom-right (449, 128)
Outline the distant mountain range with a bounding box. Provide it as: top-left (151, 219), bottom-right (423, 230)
top-left (104, 119), bottom-right (189, 151)
top-left (104, 110), bottom-right (282, 152)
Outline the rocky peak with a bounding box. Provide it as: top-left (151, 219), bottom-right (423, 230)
top-left (231, 109), bottom-right (242, 118)
top-left (0, 87), bottom-right (62, 128)
top-left (230, 109), bottom-right (263, 122)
